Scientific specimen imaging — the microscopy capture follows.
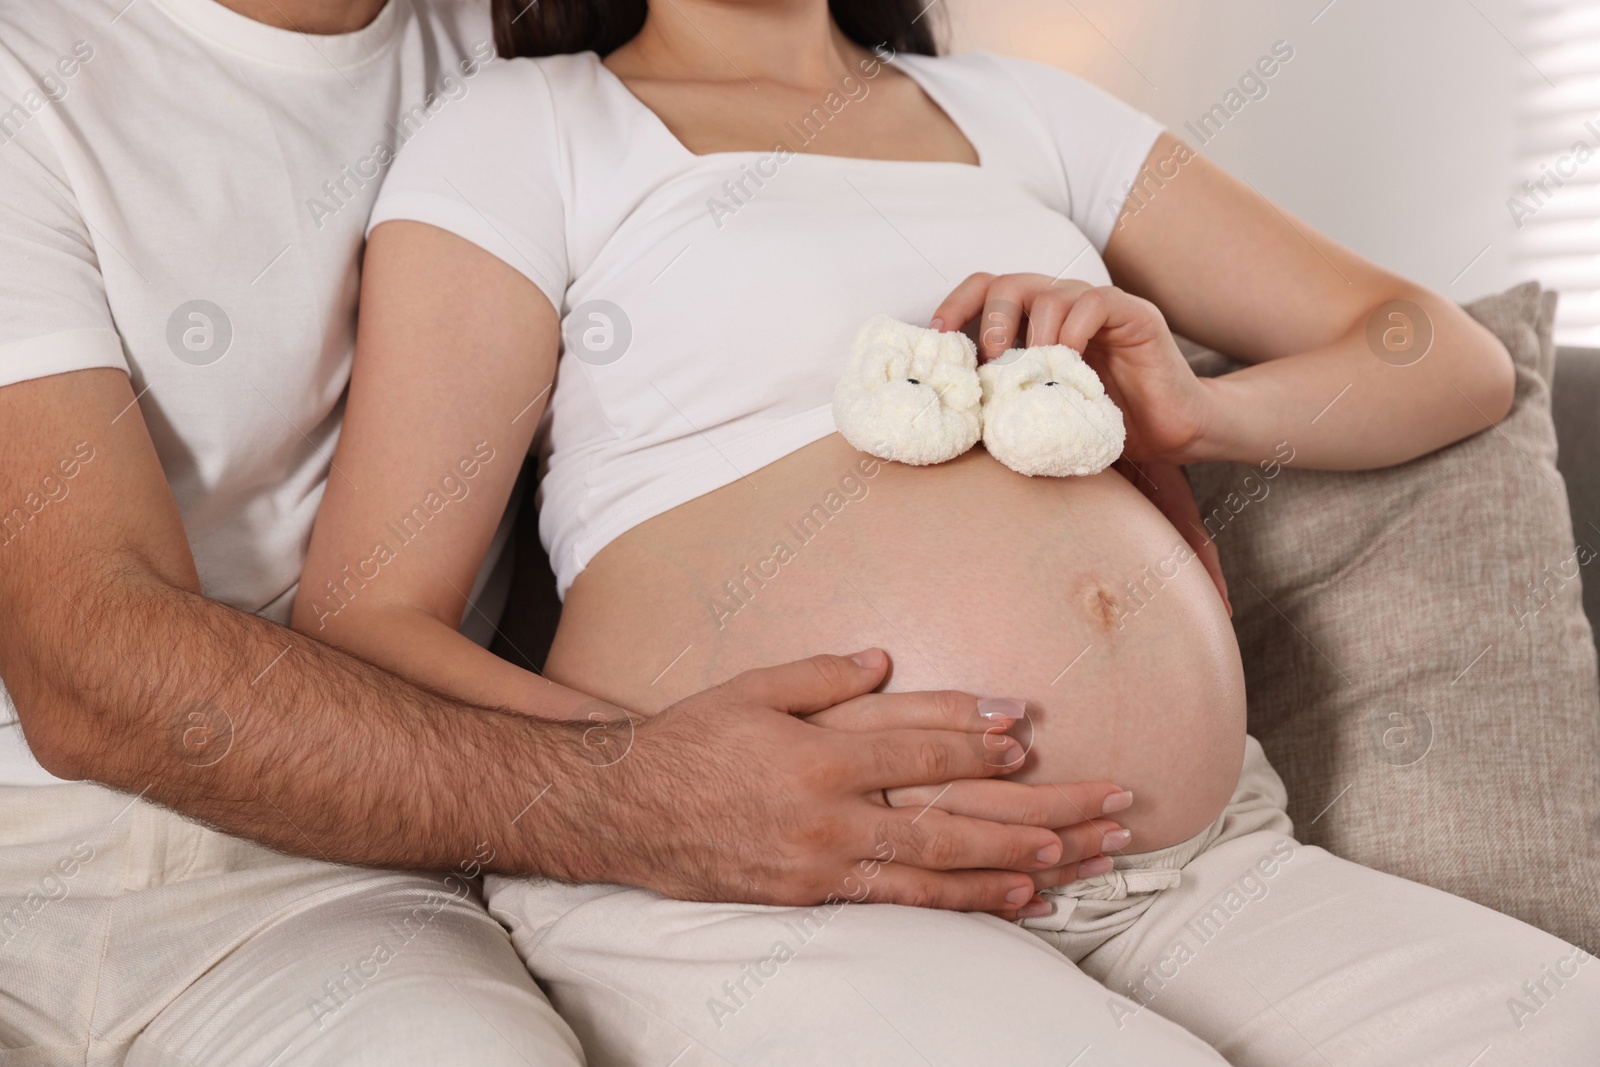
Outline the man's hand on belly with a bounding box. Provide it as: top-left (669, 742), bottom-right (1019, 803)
top-left (576, 649), bottom-right (1119, 917)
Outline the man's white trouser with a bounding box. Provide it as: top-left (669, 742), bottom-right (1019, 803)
top-left (0, 782), bottom-right (582, 1066)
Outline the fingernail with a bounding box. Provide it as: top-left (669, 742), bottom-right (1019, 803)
top-left (1103, 828), bottom-right (1132, 852)
top-left (930, 316), bottom-right (944, 330)
top-left (977, 697), bottom-right (1026, 721)
top-left (998, 738), bottom-right (1025, 765)
top-left (1018, 899), bottom-right (1054, 920)
top-left (849, 648), bottom-right (885, 669)
top-left (1036, 841), bottom-right (1062, 865)
top-left (1078, 855), bottom-right (1114, 879)
top-left (1101, 790), bottom-right (1134, 815)
top-left (1005, 885), bottom-right (1032, 906)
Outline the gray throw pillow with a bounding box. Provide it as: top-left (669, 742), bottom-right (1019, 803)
top-left (1185, 280), bottom-right (1600, 951)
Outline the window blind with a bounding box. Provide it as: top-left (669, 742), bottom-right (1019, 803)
top-left (1515, 0), bottom-right (1600, 344)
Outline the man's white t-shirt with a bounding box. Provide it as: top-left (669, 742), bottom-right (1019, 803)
top-left (0, 0), bottom-right (498, 784)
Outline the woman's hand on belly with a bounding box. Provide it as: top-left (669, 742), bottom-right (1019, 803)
top-left (804, 686), bottom-right (1135, 918)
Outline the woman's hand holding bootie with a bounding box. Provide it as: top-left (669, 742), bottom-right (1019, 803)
top-left (931, 271), bottom-right (1216, 466)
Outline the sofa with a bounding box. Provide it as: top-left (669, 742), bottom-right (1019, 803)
top-left (1553, 344), bottom-right (1600, 645)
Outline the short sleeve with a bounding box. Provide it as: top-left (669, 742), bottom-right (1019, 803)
top-left (986, 55), bottom-right (1165, 253)
top-left (0, 70), bottom-right (127, 389)
top-left (368, 59), bottom-right (570, 312)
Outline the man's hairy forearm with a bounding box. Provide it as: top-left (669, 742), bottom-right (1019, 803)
top-left (14, 565), bottom-right (603, 877)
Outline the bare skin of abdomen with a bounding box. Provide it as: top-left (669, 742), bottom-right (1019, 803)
top-left (547, 433), bottom-right (1247, 852)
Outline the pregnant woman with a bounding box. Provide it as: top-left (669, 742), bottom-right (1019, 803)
top-left (294, 0), bottom-right (1600, 1062)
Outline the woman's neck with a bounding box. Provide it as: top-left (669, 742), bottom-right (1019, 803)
top-left (210, 0), bottom-right (387, 34)
top-left (610, 0), bottom-right (868, 89)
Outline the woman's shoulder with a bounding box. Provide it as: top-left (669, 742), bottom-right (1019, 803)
top-left (385, 49), bottom-right (639, 181)
top-left (453, 50), bottom-right (606, 118)
top-left (902, 49), bottom-right (1161, 160)
top-left (886, 51), bottom-right (1097, 173)
top-left (894, 49), bottom-right (1104, 105)
top-left (478, 49), bottom-right (606, 82)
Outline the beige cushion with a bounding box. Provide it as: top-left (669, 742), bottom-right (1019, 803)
top-left (1185, 281), bottom-right (1600, 951)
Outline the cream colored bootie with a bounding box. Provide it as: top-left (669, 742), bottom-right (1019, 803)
top-left (977, 344), bottom-right (1125, 477)
top-left (832, 315), bottom-right (983, 465)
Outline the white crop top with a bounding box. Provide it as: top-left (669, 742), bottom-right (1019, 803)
top-left (367, 48), bottom-right (1164, 598)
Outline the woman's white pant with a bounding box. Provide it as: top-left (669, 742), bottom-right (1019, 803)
top-left (486, 736), bottom-right (1600, 1066)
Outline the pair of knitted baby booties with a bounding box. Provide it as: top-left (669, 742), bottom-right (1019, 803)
top-left (832, 314), bottom-right (1126, 476)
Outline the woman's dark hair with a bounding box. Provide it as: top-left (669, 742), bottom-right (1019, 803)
top-left (492, 1), bottom-right (940, 62)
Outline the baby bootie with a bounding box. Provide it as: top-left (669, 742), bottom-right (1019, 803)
top-left (978, 344), bottom-right (1125, 477)
top-left (833, 315), bottom-right (983, 465)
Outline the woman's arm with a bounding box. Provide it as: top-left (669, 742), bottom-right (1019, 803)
top-left (292, 220), bottom-right (585, 717)
top-left (937, 132), bottom-right (1514, 473)
top-left (1103, 131), bottom-right (1514, 470)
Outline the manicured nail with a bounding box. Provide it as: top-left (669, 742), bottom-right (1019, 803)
top-left (1036, 841), bottom-right (1062, 865)
top-left (1018, 899), bottom-right (1053, 920)
top-left (977, 697), bottom-right (1026, 721)
top-left (998, 739), bottom-right (1025, 765)
top-left (1078, 855), bottom-right (1114, 879)
top-left (1103, 828), bottom-right (1132, 851)
top-left (1005, 884), bottom-right (1032, 906)
top-left (930, 316), bottom-right (944, 330)
top-left (1101, 790), bottom-right (1134, 815)
top-left (850, 648), bottom-right (885, 669)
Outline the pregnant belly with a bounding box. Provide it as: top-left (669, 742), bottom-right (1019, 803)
top-left (547, 434), bottom-right (1247, 851)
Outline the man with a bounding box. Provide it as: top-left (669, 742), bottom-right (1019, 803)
top-left (0, 0), bottom-right (1100, 1061)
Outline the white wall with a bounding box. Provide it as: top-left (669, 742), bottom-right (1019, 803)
top-left (944, 0), bottom-right (1525, 307)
